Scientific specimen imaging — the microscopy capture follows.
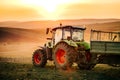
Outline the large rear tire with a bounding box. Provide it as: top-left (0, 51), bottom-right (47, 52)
top-left (53, 42), bottom-right (77, 70)
top-left (78, 50), bottom-right (95, 70)
top-left (32, 49), bottom-right (47, 67)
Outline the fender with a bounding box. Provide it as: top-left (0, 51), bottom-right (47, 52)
top-left (55, 40), bottom-right (78, 48)
top-left (76, 41), bottom-right (90, 50)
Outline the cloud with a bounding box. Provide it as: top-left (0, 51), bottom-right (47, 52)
top-left (59, 3), bottom-right (120, 19)
top-left (0, 5), bottom-right (44, 21)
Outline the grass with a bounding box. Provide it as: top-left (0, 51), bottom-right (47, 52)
top-left (0, 62), bottom-right (73, 80)
top-left (0, 62), bottom-right (120, 80)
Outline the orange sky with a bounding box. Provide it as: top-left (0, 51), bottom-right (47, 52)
top-left (0, 0), bottom-right (120, 21)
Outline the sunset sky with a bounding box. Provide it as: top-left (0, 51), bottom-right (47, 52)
top-left (0, 0), bottom-right (120, 21)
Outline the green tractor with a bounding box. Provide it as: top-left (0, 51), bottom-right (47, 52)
top-left (32, 25), bottom-right (95, 70)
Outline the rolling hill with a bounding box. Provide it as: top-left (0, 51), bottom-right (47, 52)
top-left (0, 20), bottom-right (120, 43)
top-left (0, 27), bottom-right (46, 43)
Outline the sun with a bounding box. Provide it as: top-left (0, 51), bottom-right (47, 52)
top-left (20, 0), bottom-right (60, 13)
top-left (42, 5), bottom-right (55, 13)
top-left (37, 0), bottom-right (60, 20)
top-left (40, 1), bottom-right (58, 13)
top-left (20, 0), bottom-right (61, 20)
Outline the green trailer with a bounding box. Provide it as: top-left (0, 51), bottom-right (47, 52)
top-left (90, 30), bottom-right (120, 66)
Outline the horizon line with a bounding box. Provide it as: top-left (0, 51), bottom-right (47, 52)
top-left (0, 18), bottom-right (120, 22)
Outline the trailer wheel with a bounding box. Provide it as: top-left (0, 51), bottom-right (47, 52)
top-left (32, 49), bottom-right (47, 67)
top-left (53, 42), bottom-right (77, 70)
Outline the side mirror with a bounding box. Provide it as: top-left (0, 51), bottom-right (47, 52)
top-left (47, 38), bottom-right (52, 40)
top-left (46, 28), bottom-right (50, 34)
top-left (46, 28), bottom-right (52, 34)
top-left (46, 28), bottom-right (49, 34)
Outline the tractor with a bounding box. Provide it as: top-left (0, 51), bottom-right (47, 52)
top-left (32, 25), bottom-right (95, 70)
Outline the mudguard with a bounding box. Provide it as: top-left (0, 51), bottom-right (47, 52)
top-left (64, 40), bottom-right (78, 47)
top-left (54, 40), bottom-right (90, 50)
top-left (55, 40), bottom-right (78, 48)
top-left (76, 42), bottom-right (90, 50)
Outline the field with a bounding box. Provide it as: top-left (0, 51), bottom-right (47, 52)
top-left (0, 19), bottom-right (120, 80)
top-left (0, 62), bottom-right (120, 80)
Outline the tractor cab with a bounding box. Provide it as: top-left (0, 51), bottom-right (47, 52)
top-left (51, 26), bottom-right (86, 45)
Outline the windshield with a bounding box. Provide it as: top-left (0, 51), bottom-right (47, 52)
top-left (72, 29), bottom-right (84, 41)
top-left (63, 28), bottom-right (71, 39)
top-left (63, 28), bottom-right (84, 41)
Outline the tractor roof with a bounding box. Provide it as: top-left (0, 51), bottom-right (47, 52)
top-left (52, 25), bottom-right (86, 31)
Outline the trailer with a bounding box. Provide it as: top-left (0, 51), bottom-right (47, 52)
top-left (90, 30), bottom-right (120, 66)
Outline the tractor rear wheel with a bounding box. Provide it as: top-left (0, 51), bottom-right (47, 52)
top-left (78, 51), bottom-right (95, 70)
top-left (53, 42), bottom-right (77, 70)
top-left (32, 49), bottom-right (47, 67)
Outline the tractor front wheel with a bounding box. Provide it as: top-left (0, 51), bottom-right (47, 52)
top-left (32, 49), bottom-right (47, 67)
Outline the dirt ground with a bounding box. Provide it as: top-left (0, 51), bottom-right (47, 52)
top-left (0, 42), bottom-right (44, 63)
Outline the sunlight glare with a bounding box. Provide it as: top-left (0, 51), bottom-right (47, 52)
top-left (19, 0), bottom-right (86, 20)
top-left (20, 0), bottom-right (85, 13)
